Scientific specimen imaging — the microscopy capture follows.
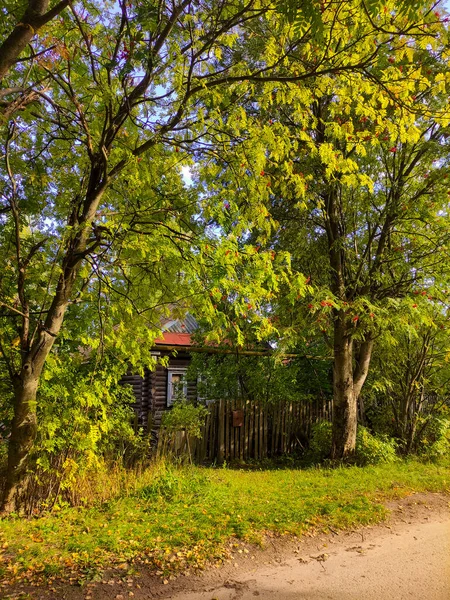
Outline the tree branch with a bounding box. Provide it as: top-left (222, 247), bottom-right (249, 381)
top-left (0, 0), bottom-right (70, 82)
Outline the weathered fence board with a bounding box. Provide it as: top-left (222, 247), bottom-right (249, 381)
top-left (158, 397), bottom-right (333, 462)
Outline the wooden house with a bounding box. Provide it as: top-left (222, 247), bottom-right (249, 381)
top-left (121, 315), bottom-right (334, 461)
top-left (121, 314), bottom-right (199, 432)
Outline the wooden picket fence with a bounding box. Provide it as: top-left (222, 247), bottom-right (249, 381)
top-left (157, 397), bottom-right (332, 463)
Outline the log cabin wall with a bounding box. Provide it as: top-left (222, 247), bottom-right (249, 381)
top-left (152, 354), bottom-right (196, 427)
top-left (120, 371), bottom-right (151, 430)
top-left (123, 349), bottom-right (197, 432)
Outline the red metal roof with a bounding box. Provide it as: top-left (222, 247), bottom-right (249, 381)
top-left (154, 332), bottom-right (193, 346)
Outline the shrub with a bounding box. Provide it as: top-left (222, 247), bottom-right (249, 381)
top-left (11, 356), bottom-right (150, 513)
top-left (418, 415), bottom-right (450, 460)
top-left (161, 399), bottom-right (208, 439)
top-left (159, 399), bottom-right (208, 464)
top-left (308, 421), bottom-right (397, 465)
top-left (355, 426), bottom-right (398, 465)
top-left (308, 421), bottom-right (333, 461)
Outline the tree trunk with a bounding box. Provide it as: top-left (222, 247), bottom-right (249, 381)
top-left (1, 168), bottom-right (108, 513)
top-left (353, 338), bottom-right (374, 425)
top-left (0, 329), bottom-right (59, 513)
top-left (353, 339), bottom-right (374, 402)
top-left (1, 306), bottom-right (78, 512)
top-left (331, 314), bottom-right (357, 459)
top-left (1, 372), bottom-right (39, 513)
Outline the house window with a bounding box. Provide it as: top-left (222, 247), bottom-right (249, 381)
top-left (167, 368), bottom-right (188, 407)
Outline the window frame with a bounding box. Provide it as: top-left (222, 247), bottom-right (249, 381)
top-left (167, 367), bottom-right (188, 407)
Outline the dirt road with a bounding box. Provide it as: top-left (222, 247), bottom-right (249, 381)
top-left (163, 493), bottom-right (450, 600)
top-left (4, 493), bottom-right (449, 599)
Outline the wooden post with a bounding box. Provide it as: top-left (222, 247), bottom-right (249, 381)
top-left (248, 401), bottom-right (254, 459)
top-left (211, 402), bottom-right (217, 461)
top-left (239, 401), bottom-right (244, 461)
top-left (289, 403), bottom-right (293, 452)
top-left (258, 405), bottom-right (263, 460)
top-left (263, 406), bottom-right (268, 458)
top-left (260, 406), bottom-right (265, 459)
top-left (235, 400), bottom-right (239, 460)
top-left (244, 400), bottom-right (249, 460)
top-left (254, 403), bottom-right (259, 459)
top-left (269, 403), bottom-right (274, 457)
top-left (205, 408), bottom-right (210, 462)
top-left (236, 400), bottom-right (239, 460)
top-left (275, 401), bottom-right (281, 454)
top-left (217, 399), bottom-right (225, 463)
top-left (286, 403), bottom-right (290, 452)
top-left (224, 399), bottom-right (229, 462)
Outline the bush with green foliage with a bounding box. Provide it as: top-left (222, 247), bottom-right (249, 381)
top-left (159, 399), bottom-right (209, 464)
top-left (417, 414), bottom-right (450, 461)
top-left (355, 427), bottom-right (398, 465)
top-left (4, 351), bottom-right (151, 511)
top-left (308, 421), bottom-right (397, 465)
top-left (161, 399), bottom-right (208, 439)
top-left (36, 356), bottom-right (139, 465)
top-left (189, 351), bottom-right (332, 406)
top-left (308, 421), bottom-right (333, 462)
top-left (365, 319), bottom-right (450, 455)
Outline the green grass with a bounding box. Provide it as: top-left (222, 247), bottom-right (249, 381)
top-left (1, 459), bottom-right (449, 586)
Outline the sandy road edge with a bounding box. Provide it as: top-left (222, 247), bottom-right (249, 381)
top-left (2, 491), bottom-right (449, 599)
top-left (149, 491), bottom-right (450, 600)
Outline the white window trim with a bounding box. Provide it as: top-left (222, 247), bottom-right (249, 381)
top-left (167, 368), bottom-right (188, 407)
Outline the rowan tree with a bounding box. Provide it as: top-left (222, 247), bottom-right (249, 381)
top-left (0, 0), bottom-right (444, 512)
top-left (0, 0), bottom-right (280, 512)
top-left (195, 1), bottom-right (450, 458)
top-left (0, 1), bottom-right (70, 84)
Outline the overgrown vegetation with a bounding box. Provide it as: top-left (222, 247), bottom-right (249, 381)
top-left (161, 400), bottom-right (209, 441)
top-left (1, 0), bottom-right (450, 516)
top-left (158, 399), bottom-right (209, 463)
top-left (308, 422), bottom-right (399, 466)
top-left (1, 459), bottom-right (449, 589)
top-left (189, 351), bottom-right (332, 406)
top-left (0, 353), bottom-right (151, 514)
